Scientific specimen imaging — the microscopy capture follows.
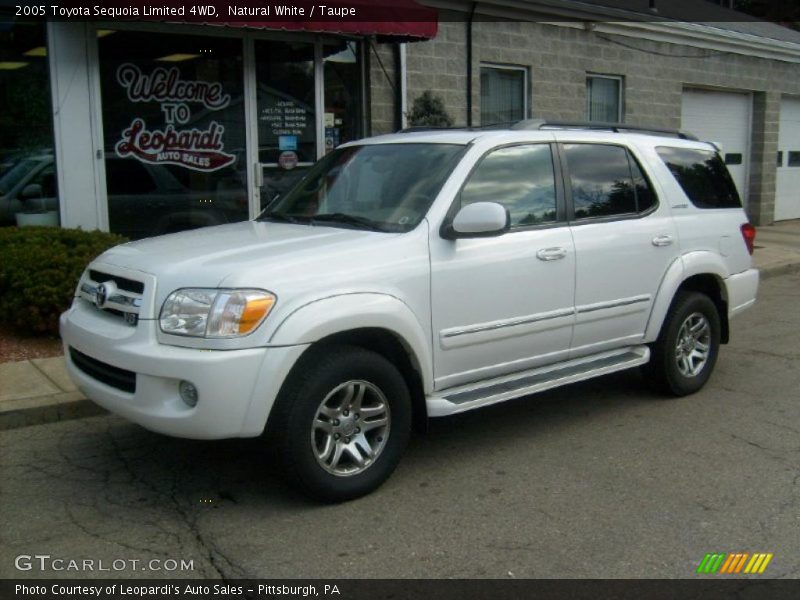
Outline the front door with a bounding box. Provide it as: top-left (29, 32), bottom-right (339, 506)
top-left (430, 143), bottom-right (575, 390)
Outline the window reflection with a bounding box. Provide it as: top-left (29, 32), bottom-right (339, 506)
top-left (460, 145), bottom-right (557, 226)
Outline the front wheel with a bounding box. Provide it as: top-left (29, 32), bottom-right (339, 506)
top-left (643, 291), bottom-right (721, 396)
top-left (269, 345), bottom-right (411, 502)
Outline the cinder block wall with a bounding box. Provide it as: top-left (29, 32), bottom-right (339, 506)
top-left (369, 17), bottom-right (800, 224)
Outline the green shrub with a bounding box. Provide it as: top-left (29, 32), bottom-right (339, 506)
top-left (0, 227), bottom-right (127, 335)
top-left (407, 91), bottom-right (454, 128)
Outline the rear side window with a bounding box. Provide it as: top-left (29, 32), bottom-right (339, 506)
top-left (562, 144), bottom-right (656, 219)
top-left (656, 146), bottom-right (741, 209)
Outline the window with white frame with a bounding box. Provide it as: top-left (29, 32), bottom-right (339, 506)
top-left (586, 75), bottom-right (623, 123)
top-left (480, 65), bottom-right (528, 126)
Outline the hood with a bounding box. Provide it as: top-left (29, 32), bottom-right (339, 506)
top-left (97, 220), bottom-right (388, 288)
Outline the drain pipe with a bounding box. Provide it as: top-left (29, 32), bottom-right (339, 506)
top-left (467, 2), bottom-right (477, 127)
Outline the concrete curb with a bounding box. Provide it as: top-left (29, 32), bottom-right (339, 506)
top-left (0, 392), bottom-right (105, 431)
top-left (759, 260), bottom-right (800, 280)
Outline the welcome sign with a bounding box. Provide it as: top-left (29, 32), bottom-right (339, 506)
top-left (113, 63), bottom-right (236, 172)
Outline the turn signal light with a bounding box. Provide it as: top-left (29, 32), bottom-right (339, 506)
top-left (740, 223), bottom-right (756, 255)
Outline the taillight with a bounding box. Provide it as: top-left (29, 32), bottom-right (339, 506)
top-left (740, 223), bottom-right (756, 255)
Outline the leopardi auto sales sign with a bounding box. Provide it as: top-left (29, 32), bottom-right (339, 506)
top-left (114, 63), bottom-right (236, 172)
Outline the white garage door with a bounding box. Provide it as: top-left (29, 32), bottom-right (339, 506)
top-left (776, 97), bottom-right (800, 221)
top-left (681, 88), bottom-right (752, 207)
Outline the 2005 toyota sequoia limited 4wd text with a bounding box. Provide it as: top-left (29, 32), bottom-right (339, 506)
top-left (61, 121), bottom-right (759, 501)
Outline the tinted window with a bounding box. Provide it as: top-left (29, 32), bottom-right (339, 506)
top-left (460, 144), bottom-right (557, 227)
top-left (564, 144), bottom-right (636, 218)
top-left (656, 146), bottom-right (741, 209)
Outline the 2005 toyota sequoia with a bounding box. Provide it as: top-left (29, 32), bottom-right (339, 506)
top-left (61, 121), bottom-right (759, 501)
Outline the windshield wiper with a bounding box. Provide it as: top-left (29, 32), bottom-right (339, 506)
top-left (259, 212), bottom-right (308, 225)
top-left (310, 213), bottom-right (386, 232)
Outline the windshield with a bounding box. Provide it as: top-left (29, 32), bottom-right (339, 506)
top-left (259, 143), bottom-right (466, 232)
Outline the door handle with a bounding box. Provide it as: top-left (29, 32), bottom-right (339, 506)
top-left (652, 235), bottom-right (674, 247)
top-left (536, 247), bottom-right (567, 261)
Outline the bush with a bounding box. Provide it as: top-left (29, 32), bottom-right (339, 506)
top-left (0, 227), bottom-right (127, 335)
top-left (407, 91), bottom-right (454, 128)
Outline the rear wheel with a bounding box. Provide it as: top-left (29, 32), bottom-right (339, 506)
top-left (269, 345), bottom-right (411, 502)
top-left (643, 291), bottom-right (721, 396)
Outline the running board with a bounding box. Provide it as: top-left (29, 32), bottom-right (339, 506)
top-left (426, 346), bottom-right (650, 417)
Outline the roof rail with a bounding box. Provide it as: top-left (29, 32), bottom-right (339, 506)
top-left (398, 126), bottom-right (468, 133)
top-left (511, 119), bottom-right (698, 140)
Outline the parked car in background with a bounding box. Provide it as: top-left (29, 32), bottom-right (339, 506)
top-left (0, 152), bottom-right (57, 224)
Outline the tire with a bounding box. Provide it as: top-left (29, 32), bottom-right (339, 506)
top-left (643, 291), bottom-right (721, 397)
top-left (268, 345), bottom-right (412, 502)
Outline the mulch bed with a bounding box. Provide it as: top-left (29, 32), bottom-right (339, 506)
top-left (0, 324), bottom-right (63, 363)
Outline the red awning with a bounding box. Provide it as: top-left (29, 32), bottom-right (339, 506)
top-left (216, 0), bottom-right (438, 40)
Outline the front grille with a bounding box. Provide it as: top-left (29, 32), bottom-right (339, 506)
top-left (89, 270), bottom-right (145, 294)
top-left (70, 348), bottom-right (136, 393)
top-left (79, 269), bottom-right (144, 326)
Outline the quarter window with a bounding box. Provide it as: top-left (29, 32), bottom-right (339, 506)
top-left (459, 144), bottom-right (557, 227)
top-left (563, 144), bottom-right (655, 219)
top-left (656, 146), bottom-right (741, 209)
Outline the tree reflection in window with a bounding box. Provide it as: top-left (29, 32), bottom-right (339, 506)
top-left (460, 144), bottom-right (557, 227)
top-left (656, 146), bottom-right (740, 209)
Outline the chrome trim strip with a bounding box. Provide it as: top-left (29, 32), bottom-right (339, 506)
top-left (80, 280), bottom-right (143, 315)
top-left (576, 295), bottom-right (651, 315)
top-left (441, 307), bottom-right (575, 339)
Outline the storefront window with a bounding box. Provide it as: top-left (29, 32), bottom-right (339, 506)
top-left (255, 39), bottom-right (316, 210)
top-left (324, 40), bottom-right (362, 153)
top-left (97, 30), bottom-right (248, 239)
top-left (0, 17), bottom-right (59, 227)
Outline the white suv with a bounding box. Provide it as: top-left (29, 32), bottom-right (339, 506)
top-left (61, 122), bottom-right (759, 501)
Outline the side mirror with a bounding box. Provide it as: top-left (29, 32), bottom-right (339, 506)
top-left (20, 183), bottom-right (42, 200)
top-left (444, 202), bottom-right (510, 239)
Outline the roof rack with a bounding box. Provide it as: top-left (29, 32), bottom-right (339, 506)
top-left (511, 119), bottom-right (698, 140)
top-left (397, 120), bottom-right (699, 141)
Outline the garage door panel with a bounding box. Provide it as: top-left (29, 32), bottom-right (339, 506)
top-left (776, 97), bottom-right (800, 221)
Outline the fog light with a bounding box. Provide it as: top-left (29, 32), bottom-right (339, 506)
top-left (179, 381), bottom-right (198, 407)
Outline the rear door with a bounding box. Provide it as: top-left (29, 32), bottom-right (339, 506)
top-left (558, 139), bottom-right (679, 358)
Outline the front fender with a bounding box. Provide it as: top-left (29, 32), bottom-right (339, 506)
top-left (269, 293), bottom-right (433, 393)
top-left (644, 251), bottom-right (729, 342)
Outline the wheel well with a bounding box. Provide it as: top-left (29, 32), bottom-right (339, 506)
top-left (677, 274), bottom-right (729, 343)
top-left (309, 328), bottom-right (428, 432)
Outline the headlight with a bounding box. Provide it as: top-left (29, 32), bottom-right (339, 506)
top-left (159, 288), bottom-right (276, 338)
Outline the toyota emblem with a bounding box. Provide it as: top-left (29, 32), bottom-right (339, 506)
top-left (95, 281), bottom-right (116, 309)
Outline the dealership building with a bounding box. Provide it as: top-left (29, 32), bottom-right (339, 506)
top-left (1, 0), bottom-right (799, 239)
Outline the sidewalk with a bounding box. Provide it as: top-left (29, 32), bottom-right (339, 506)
top-left (2, 219), bottom-right (800, 431)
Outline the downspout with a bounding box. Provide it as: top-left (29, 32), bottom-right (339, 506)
top-left (467, 2), bottom-right (477, 127)
top-left (399, 43), bottom-right (408, 129)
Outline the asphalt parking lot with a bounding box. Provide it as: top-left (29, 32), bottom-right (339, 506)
top-left (1, 272), bottom-right (798, 580)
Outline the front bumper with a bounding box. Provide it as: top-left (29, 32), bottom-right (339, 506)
top-left (60, 301), bottom-right (308, 439)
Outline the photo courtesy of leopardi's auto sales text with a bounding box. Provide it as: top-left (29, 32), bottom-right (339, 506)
top-left (1, 0), bottom-right (800, 599)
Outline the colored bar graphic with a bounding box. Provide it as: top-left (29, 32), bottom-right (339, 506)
top-left (697, 553), bottom-right (726, 574)
top-left (700, 552), bottom-right (773, 575)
